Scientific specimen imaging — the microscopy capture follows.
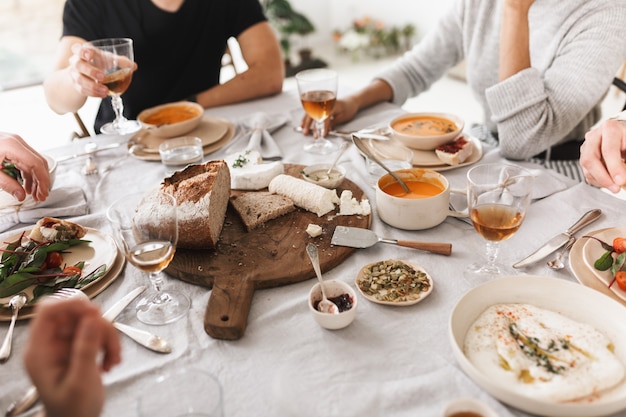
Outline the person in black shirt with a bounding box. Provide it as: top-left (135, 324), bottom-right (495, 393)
top-left (44, 0), bottom-right (284, 133)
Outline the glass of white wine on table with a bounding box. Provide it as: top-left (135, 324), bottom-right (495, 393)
top-left (84, 37), bottom-right (141, 135)
top-left (465, 164), bottom-right (534, 280)
top-left (295, 68), bottom-right (339, 154)
top-left (107, 191), bottom-right (190, 325)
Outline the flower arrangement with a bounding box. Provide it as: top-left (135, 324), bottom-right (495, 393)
top-left (333, 16), bottom-right (417, 60)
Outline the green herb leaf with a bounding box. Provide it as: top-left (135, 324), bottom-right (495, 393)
top-left (594, 251), bottom-right (614, 271)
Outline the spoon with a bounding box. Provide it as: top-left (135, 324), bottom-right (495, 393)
top-left (547, 237), bottom-right (576, 270)
top-left (352, 134), bottom-right (410, 194)
top-left (0, 293), bottom-right (28, 363)
top-left (306, 243), bottom-right (339, 314)
top-left (327, 142), bottom-right (349, 175)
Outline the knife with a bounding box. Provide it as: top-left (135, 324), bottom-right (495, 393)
top-left (331, 226), bottom-right (452, 255)
top-left (6, 286), bottom-right (149, 417)
top-left (55, 142), bottom-right (123, 162)
top-left (512, 209), bottom-right (602, 269)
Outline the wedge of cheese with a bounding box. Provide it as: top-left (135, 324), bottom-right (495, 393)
top-left (268, 174), bottom-right (339, 217)
top-left (435, 136), bottom-right (473, 166)
top-left (224, 150), bottom-right (284, 190)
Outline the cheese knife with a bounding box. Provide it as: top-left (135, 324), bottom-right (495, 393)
top-left (6, 286), bottom-right (158, 417)
top-left (55, 142), bottom-right (122, 162)
top-left (331, 226), bottom-right (452, 256)
top-left (512, 209), bottom-right (602, 269)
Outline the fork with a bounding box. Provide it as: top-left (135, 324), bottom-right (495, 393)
top-left (50, 289), bottom-right (172, 353)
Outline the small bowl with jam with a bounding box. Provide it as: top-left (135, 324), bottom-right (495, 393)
top-left (390, 112), bottom-right (464, 151)
top-left (301, 163), bottom-right (346, 189)
top-left (138, 101), bottom-right (204, 138)
top-left (308, 279), bottom-right (357, 330)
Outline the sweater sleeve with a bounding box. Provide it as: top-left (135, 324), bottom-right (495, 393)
top-left (487, 4), bottom-right (626, 160)
top-left (374, 1), bottom-right (465, 106)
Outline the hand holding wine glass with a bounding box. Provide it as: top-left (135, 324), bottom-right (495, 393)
top-left (84, 38), bottom-right (141, 135)
top-left (107, 191), bottom-right (190, 325)
top-left (296, 68), bottom-right (339, 154)
top-left (465, 164), bottom-right (534, 279)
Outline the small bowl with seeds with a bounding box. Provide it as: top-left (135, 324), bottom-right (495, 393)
top-left (355, 259), bottom-right (433, 306)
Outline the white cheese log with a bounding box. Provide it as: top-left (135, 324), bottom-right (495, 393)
top-left (268, 174), bottom-right (339, 217)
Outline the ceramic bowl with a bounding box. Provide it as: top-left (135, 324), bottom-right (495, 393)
top-left (301, 164), bottom-right (346, 189)
top-left (137, 101), bottom-right (204, 138)
top-left (442, 398), bottom-right (499, 417)
top-left (0, 154), bottom-right (57, 208)
top-left (308, 279), bottom-right (357, 330)
top-left (390, 112), bottom-right (464, 151)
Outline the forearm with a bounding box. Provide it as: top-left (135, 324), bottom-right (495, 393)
top-left (196, 65), bottom-right (283, 108)
top-left (346, 79), bottom-right (394, 113)
top-left (44, 67), bottom-right (88, 115)
top-left (499, 1), bottom-right (533, 81)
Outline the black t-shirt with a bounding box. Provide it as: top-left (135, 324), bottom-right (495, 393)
top-left (62, 0), bottom-right (267, 132)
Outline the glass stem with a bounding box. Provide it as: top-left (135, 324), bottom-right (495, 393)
top-left (484, 240), bottom-right (500, 268)
top-left (315, 120), bottom-right (325, 139)
top-left (148, 271), bottom-right (172, 304)
top-left (110, 94), bottom-right (128, 127)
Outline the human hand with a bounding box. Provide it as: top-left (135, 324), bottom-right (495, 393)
top-left (580, 119), bottom-right (626, 193)
top-left (67, 43), bottom-right (137, 99)
top-left (0, 132), bottom-right (50, 202)
top-left (299, 98), bottom-right (359, 137)
top-left (23, 297), bottom-right (121, 417)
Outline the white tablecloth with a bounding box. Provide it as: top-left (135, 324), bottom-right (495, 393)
top-left (1, 84), bottom-right (625, 417)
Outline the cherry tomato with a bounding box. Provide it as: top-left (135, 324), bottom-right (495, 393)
top-left (613, 237), bottom-right (626, 254)
top-left (615, 271), bottom-right (626, 292)
top-left (62, 265), bottom-right (82, 277)
top-left (44, 252), bottom-right (63, 269)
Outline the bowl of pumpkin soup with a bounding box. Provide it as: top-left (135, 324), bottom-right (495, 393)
top-left (138, 101), bottom-right (204, 138)
top-left (375, 168), bottom-right (467, 230)
top-left (390, 112), bottom-right (464, 151)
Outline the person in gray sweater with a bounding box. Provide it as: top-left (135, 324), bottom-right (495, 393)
top-left (303, 0), bottom-right (626, 160)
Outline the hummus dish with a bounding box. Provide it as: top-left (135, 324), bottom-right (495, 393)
top-left (464, 303), bottom-right (625, 403)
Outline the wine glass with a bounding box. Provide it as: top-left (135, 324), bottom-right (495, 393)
top-left (84, 38), bottom-right (141, 135)
top-left (465, 164), bottom-right (534, 279)
top-left (295, 68), bottom-right (339, 154)
top-left (107, 191), bottom-right (190, 325)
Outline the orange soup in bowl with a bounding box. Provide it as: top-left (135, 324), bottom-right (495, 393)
top-left (392, 115), bottom-right (457, 137)
top-left (382, 180), bottom-right (444, 199)
top-left (143, 104), bottom-right (202, 125)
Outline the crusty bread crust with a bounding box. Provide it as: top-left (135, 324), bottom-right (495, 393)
top-left (161, 161), bottom-right (231, 249)
top-left (230, 191), bottom-right (295, 231)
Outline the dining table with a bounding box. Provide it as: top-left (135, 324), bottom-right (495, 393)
top-left (1, 78), bottom-right (626, 417)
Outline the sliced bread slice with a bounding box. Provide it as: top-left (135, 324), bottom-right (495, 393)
top-left (230, 191), bottom-right (295, 231)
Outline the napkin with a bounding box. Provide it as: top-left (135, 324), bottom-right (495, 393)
top-left (237, 112), bottom-right (288, 160)
top-left (0, 186), bottom-right (89, 233)
top-left (480, 148), bottom-right (577, 200)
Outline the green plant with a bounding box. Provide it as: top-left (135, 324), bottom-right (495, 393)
top-left (262, 0), bottom-right (315, 59)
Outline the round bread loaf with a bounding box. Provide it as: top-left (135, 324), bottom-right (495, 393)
top-left (161, 160), bottom-right (231, 249)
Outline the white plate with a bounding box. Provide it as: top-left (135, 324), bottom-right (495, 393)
top-left (0, 227), bottom-right (118, 308)
top-left (129, 119), bottom-right (235, 161)
top-left (411, 134), bottom-right (483, 171)
top-left (449, 276), bottom-right (626, 417)
top-left (570, 226), bottom-right (626, 304)
top-left (354, 260), bottom-right (433, 306)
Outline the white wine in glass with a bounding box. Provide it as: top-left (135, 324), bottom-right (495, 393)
top-left (295, 68), bottom-right (339, 154)
top-left (85, 38), bottom-right (141, 135)
top-left (107, 191), bottom-right (190, 325)
top-left (465, 164), bottom-right (534, 279)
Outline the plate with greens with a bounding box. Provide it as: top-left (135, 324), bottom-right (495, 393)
top-left (0, 227), bottom-right (119, 311)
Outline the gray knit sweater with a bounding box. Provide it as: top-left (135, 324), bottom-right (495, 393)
top-left (376, 0), bottom-right (626, 159)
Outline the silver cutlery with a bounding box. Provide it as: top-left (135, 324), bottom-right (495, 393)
top-left (546, 236), bottom-right (576, 270)
top-left (0, 293), bottom-right (28, 363)
top-left (513, 209), bottom-right (602, 268)
top-left (55, 142), bottom-right (123, 162)
top-left (6, 286), bottom-right (170, 417)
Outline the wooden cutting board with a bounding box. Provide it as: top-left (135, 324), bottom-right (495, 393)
top-left (165, 165), bottom-right (371, 340)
